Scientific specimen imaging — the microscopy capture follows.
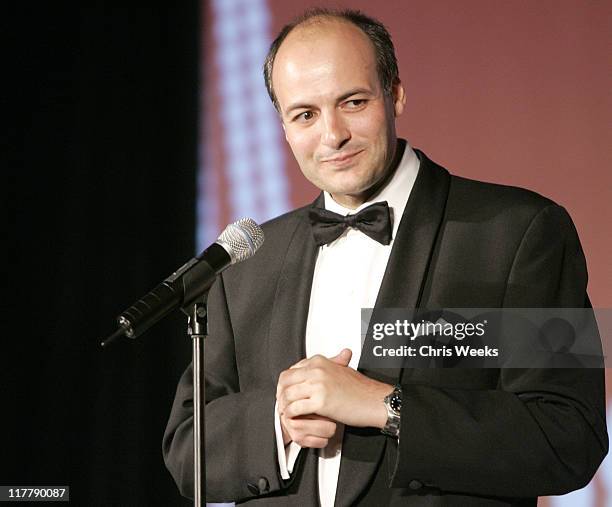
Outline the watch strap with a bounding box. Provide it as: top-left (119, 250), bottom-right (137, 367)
top-left (381, 384), bottom-right (402, 438)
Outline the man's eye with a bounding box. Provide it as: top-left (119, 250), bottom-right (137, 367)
top-left (346, 99), bottom-right (366, 108)
top-left (295, 111), bottom-right (314, 122)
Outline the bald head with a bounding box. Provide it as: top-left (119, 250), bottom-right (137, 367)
top-left (263, 9), bottom-right (399, 112)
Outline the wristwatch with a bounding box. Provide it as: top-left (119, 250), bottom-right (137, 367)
top-left (381, 384), bottom-right (402, 438)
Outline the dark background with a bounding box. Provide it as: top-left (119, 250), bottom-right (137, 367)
top-left (10, 4), bottom-right (199, 506)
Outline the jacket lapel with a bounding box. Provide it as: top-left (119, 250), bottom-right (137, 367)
top-left (362, 149), bottom-right (451, 380)
top-left (267, 203), bottom-right (321, 378)
top-left (335, 150), bottom-right (451, 507)
top-left (265, 205), bottom-right (325, 506)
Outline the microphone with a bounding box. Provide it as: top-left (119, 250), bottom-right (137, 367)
top-left (101, 218), bottom-right (264, 347)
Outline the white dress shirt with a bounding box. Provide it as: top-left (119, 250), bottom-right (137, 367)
top-left (274, 142), bottom-right (420, 506)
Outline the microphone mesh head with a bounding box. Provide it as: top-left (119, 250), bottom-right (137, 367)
top-left (217, 218), bottom-right (265, 264)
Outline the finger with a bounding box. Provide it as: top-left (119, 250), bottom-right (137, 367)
top-left (278, 382), bottom-right (313, 414)
top-left (283, 416), bottom-right (337, 447)
top-left (290, 358), bottom-right (309, 369)
top-left (289, 414), bottom-right (335, 423)
top-left (295, 436), bottom-right (329, 448)
top-left (289, 349), bottom-right (340, 369)
top-left (290, 417), bottom-right (336, 439)
top-left (329, 348), bottom-right (352, 366)
top-left (276, 367), bottom-right (309, 399)
top-left (301, 414), bottom-right (335, 423)
top-left (284, 397), bottom-right (320, 419)
top-left (290, 353), bottom-right (325, 369)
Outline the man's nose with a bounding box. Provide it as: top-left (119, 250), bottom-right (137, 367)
top-left (321, 111), bottom-right (350, 149)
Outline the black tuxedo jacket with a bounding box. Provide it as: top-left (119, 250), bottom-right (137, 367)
top-left (163, 150), bottom-right (607, 506)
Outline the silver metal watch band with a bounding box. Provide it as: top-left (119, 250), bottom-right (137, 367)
top-left (381, 385), bottom-right (401, 438)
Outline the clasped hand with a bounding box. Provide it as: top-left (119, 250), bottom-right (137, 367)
top-left (276, 348), bottom-right (392, 448)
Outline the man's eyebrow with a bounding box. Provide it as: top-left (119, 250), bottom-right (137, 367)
top-left (336, 88), bottom-right (372, 103)
top-left (284, 101), bottom-right (315, 115)
top-left (283, 88), bottom-right (373, 116)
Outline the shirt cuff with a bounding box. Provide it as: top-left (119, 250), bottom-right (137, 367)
top-left (274, 400), bottom-right (302, 480)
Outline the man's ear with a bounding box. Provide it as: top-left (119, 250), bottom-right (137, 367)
top-left (392, 78), bottom-right (406, 117)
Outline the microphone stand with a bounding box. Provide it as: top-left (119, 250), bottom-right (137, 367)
top-left (185, 296), bottom-right (208, 507)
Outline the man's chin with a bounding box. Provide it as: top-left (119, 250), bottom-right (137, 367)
top-left (326, 185), bottom-right (375, 206)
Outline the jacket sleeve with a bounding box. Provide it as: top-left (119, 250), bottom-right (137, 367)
top-left (391, 204), bottom-right (608, 497)
top-left (162, 273), bottom-right (285, 503)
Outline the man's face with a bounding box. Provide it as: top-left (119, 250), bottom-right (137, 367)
top-left (272, 19), bottom-right (405, 209)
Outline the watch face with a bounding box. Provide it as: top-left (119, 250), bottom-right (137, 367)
top-left (390, 393), bottom-right (401, 412)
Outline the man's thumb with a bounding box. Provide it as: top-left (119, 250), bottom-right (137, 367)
top-left (330, 348), bottom-right (352, 366)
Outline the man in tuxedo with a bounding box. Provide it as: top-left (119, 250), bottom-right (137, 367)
top-left (163, 8), bottom-right (607, 506)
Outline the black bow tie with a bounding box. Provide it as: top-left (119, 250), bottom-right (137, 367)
top-left (308, 201), bottom-right (392, 246)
